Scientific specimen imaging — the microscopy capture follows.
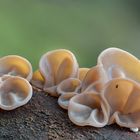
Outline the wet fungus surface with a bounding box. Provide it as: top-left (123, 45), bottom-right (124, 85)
top-left (32, 48), bottom-right (140, 132)
top-left (0, 55), bottom-right (33, 110)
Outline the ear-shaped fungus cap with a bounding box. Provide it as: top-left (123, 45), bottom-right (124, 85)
top-left (0, 76), bottom-right (32, 110)
top-left (68, 92), bottom-right (109, 127)
top-left (31, 70), bottom-right (45, 90)
top-left (97, 48), bottom-right (140, 82)
top-left (57, 78), bottom-right (81, 109)
top-left (38, 49), bottom-right (79, 96)
top-left (57, 66), bottom-right (104, 109)
top-left (0, 55), bottom-right (33, 81)
top-left (102, 78), bottom-right (140, 128)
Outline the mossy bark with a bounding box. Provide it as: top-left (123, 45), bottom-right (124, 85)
top-left (0, 91), bottom-right (140, 140)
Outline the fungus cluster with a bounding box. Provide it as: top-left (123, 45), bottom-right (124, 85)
top-left (32, 48), bottom-right (140, 132)
top-left (0, 55), bottom-right (33, 110)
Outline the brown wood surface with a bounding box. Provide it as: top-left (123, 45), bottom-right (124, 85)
top-left (0, 91), bottom-right (140, 140)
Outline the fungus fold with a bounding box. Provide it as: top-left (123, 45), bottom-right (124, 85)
top-left (0, 55), bottom-right (33, 110)
top-left (0, 55), bottom-right (33, 81)
top-left (32, 48), bottom-right (140, 131)
top-left (31, 49), bottom-right (79, 97)
top-left (0, 76), bottom-right (32, 110)
top-left (68, 48), bottom-right (140, 130)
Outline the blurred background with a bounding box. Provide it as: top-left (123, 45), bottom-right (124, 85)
top-left (0, 0), bottom-right (140, 70)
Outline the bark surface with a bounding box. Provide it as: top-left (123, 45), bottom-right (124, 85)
top-left (0, 91), bottom-right (140, 140)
